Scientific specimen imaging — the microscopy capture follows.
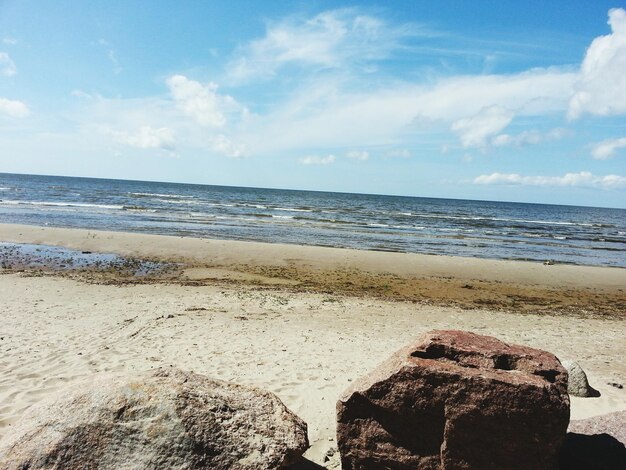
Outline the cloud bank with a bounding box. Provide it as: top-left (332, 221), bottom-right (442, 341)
top-left (474, 171), bottom-right (626, 189)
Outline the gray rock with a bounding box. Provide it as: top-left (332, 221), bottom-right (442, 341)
top-left (562, 360), bottom-right (600, 397)
top-left (568, 410), bottom-right (626, 444)
top-left (0, 368), bottom-right (308, 469)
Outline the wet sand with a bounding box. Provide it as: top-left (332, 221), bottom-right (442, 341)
top-left (1, 223), bottom-right (625, 318)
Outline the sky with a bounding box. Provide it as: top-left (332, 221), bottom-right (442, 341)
top-left (0, 1), bottom-right (625, 208)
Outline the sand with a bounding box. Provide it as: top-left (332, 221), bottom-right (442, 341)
top-left (0, 223), bottom-right (625, 465)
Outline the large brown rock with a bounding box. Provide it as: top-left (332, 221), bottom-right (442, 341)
top-left (0, 368), bottom-right (308, 469)
top-left (337, 330), bottom-right (570, 470)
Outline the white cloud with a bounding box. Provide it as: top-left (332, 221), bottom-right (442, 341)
top-left (209, 134), bottom-right (247, 158)
top-left (166, 74), bottom-right (244, 127)
top-left (473, 171), bottom-right (626, 189)
top-left (384, 148), bottom-right (411, 158)
top-left (64, 83), bottom-right (250, 159)
top-left (227, 9), bottom-right (419, 82)
top-left (225, 9), bottom-right (578, 156)
top-left (451, 106), bottom-right (514, 148)
top-left (412, 69), bottom-right (575, 122)
top-left (568, 8), bottom-right (626, 119)
top-left (110, 126), bottom-right (175, 150)
top-left (491, 128), bottom-right (571, 147)
top-left (0, 52), bottom-right (16, 76)
top-left (243, 68), bottom-right (575, 155)
top-left (591, 137), bottom-right (626, 159)
top-left (48, 11), bottom-right (581, 161)
top-left (2, 38), bottom-right (17, 45)
top-left (30, 9), bottom-right (624, 167)
top-left (300, 154), bottom-right (336, 165)
top-left (0, 97), bottom-right (29, 117)
top-left (346, 149), bottom-right (369, 160)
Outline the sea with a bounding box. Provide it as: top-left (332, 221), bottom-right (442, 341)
top-left (1, 172), bottom-right (625, 267)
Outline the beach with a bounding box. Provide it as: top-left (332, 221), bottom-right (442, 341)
top-left (1, 223), bottom-right (625, 465)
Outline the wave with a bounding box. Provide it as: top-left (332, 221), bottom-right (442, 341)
top-left (0, 200), bottom-right (123, 210)
top-left (205, 202), bottom-right (237, 208)
top-left (152, 198), bottom-right (202, 205)
top-left (292, 216), bottom-right (360, 225)
top-left (122, 205), bottom-right (158, 212)
top-left (398, 212), bottom-right (614, 228)
top-left (273, 207), bottom-right (313, 213)
top-left (129, 192), bottom-right (196, 199)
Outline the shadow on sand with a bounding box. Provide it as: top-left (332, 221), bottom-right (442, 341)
top-left (287, 459), bottom-right (327, 469)
top-left (559, 432), bottom-right (626, 469)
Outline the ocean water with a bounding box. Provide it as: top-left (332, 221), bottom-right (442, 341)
top-left (0, 172), bottom-right (625, 267)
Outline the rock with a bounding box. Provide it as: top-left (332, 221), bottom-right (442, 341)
top-left (560, 411), bottom-right (626, 470)
top-left (337, 330), bottom-right (569, 470)
top-left (0, 368), bottom-right (308, 469)
top-left (568, 410), bottom-right (626, 445)
top-left (322, 446), bottom-right (341, 469)
top-left (562, 360), bottom-right (600, 397)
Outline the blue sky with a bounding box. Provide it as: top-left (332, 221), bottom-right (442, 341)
top-left (0, 1), bottom-right (625, 208)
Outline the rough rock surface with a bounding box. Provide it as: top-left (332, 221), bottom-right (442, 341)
top-left (0, 368), bottom-right (308, 469)
top-left (337, 330), bottom-right (570, 470)
top-left (562, 360), bottom-right (600, 397)
top-left (568, 410), bottom-right (626, 444)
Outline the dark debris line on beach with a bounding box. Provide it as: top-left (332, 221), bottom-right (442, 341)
top-left (1, 241), bottom-right (624, 320)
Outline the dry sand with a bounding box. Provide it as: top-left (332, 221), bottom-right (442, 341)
top-left (0, 223), bottom-right (625, 465)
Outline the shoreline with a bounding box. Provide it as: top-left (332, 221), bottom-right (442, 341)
top-left (1, 222), bottom-right (625, 274)
top-left (1, 223), bottom-right (625, 318)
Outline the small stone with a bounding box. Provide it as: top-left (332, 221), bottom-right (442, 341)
top-left (562, 360), bottom-right (600, 397)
